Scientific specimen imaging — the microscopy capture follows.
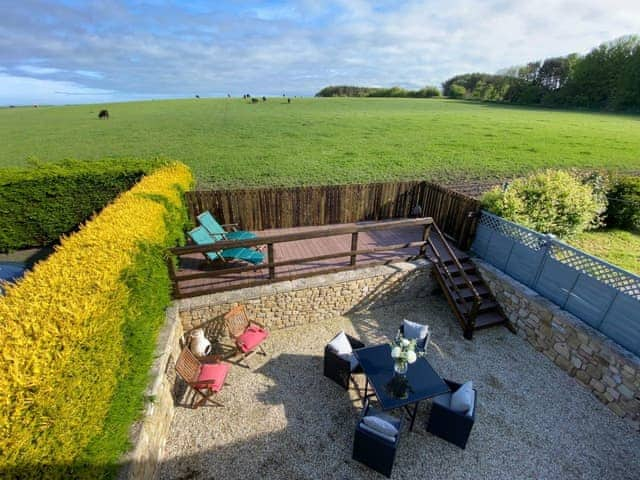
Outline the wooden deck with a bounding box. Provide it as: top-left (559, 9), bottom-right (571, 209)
top-left (173, 221), bottom-right (463, 298)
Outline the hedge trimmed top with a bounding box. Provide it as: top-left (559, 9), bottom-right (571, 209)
top-left (0, 159), bottom-right (163, 251)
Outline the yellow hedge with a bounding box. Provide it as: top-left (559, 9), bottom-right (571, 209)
top-left (0, 162), bottom-right (193, 473)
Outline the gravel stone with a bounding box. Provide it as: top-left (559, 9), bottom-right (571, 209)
top-left (158, 296), bottom-right (640, 480)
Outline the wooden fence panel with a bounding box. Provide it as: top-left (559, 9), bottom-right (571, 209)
top-left (184, 180), bottom-right (481, 247)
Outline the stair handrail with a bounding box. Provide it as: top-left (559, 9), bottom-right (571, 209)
top-left (429, 222), bottom-right (483, 311)
top-left (426, 236), bottom-right (472, 313)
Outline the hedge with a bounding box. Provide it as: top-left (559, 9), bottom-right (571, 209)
top-left (481, 169), bottom-right (606, 238)
top-left (0, 162), bottom-right (193, 478)
top-left (0, 159), bottom-right (160, 252)
top-left (606, 175), bottom-right (640, 231)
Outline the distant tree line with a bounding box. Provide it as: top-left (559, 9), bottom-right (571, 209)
top-left (315, 85), bottom-right (441, 98)
top-left (443, 35), bottom-right (640, 111)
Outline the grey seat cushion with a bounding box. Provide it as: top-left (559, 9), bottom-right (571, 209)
top-left (432, 390), bottom-right (475, 418)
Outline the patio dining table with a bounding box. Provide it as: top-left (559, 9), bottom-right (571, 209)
top-left (354, 344), bottom-right (450, 431)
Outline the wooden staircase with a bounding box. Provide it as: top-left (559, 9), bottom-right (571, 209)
top-left (426, 223), bottom-right (511, 339)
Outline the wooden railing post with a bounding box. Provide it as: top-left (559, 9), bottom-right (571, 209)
top-left (267, 243), bottom-right (275, 279)
top-left (350, 232), bottom-right (359, 266)
top-left (419, 224), bottom-right (431, 256)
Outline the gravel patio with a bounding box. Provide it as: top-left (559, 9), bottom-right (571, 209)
top-left (159, 294), bottom-right (640, 480)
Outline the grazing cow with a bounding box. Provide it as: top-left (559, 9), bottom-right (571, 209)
top-left (98, 109), bottom-right (109, 119)
top-left (251, 97), bottom-right (259, 103)
top-left (287, 98), bottom-right (291, 103)
top-left (262, 96), bottom-right (266, 102)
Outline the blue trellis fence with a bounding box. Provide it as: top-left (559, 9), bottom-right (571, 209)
top-left (472, 211), bottom-right (640, 356)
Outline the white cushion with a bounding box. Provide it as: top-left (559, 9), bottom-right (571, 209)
top-left (362, 415), bottom-right (398, 438)
top-left (338, 352), bottom-right (359, 371)
top-left (328, 331), bottom-right (352, 356)
top-left (359, 423), bottom-right (397, 443)
top-left (403, 319), bottom-right (429, 341)
top-left (450, 381), bottom-right (474, 414)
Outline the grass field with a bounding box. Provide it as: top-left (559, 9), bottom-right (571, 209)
top-left (1, 98), bottom-right (639, 188)
top-left (570, 229), bottom-right (640, 275)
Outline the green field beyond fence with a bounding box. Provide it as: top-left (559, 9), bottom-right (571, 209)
top-left (1, 98), bottom-right (639, 188)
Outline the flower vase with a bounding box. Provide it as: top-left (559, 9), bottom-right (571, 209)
top-left (393, 359), bottom-right (408, 375)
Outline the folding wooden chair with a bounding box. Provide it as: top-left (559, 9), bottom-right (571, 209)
top-left (224, 305), bottom-right (269, 368)
top-left (175, 346), bottom-right (230, 408)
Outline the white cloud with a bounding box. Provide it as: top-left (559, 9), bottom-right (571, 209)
top-left (0, 0), bottom-right (639, 103)
top-left (16, 65), bottom-right (63, 75)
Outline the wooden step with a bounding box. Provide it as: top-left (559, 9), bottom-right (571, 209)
top-left (478, 299), bottom-right (499, 312)
top-left (443, 255), bottom-right (470, 265)
top-left (474, 311), bottom-right (507, 329)
top-left (451, 284), bottom-right (490, 301)
top-left (451, 274), bottom-right (482, 287)
top-left (436, 262), bottom-right (476, 276)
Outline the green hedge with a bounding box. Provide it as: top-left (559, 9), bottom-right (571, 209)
top-left (607, 176), bottom-right (640, 231)
top-left (481, 169), bottom-right (606, 238)
top-left (0, 163), bottom-right (193, 479)
top-left (0, 159), bottom-right (159, 252)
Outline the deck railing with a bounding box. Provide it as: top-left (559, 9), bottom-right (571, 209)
top-left (185, 181), bottom-right (480, 249)
top-left (168, 217), bottom-right (433, 298)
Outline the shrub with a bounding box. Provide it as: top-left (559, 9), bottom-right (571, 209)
top-left (482, 170), bottom-right (606, 237)
top-left (606, 176), bottom-right (640, 231)
top-left (0, 162), bottom-right (193, 478)
top-left (0, 159), bottom-right (160, 252)
top-left (414, 86), bottom-right (441, 98)
top-left (448, 84), bottom-right (466, 99)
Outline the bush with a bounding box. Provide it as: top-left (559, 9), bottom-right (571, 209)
top-left (481, 170), bottom-right (606, 237)
top-left (0, 159), bottom-right (160, 252)
top-left (606, 176), bottom-right (640, 231)
top-left (0, 163), bottom-right (193, 478)
top-left (413, 86), bottom-right (441, 98)
top-left (448, 84), bottom-right (466, 99)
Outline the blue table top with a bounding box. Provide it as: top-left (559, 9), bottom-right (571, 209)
top-left (354, 344), bottom-right (449, 410)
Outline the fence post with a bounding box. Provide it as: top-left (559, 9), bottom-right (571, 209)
top-left (350, 232), bottom-right (359, 266)
top-left (419, 223), bottom-right (430, 256)
top-left (531, 234), bottom-right (554, 289)
top-left (597, 291), bottom-right (619, 330)
top-left (267, 243), bottom-right (275, 279)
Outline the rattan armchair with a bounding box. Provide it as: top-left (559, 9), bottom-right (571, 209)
top-left (426, 378), bottom-right (477, 449)
top-left (352, 398), bottom-right (403, 478)
top-left (323, 332), bottom-right (365, 389)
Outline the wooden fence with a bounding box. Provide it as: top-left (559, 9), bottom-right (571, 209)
top-left (185, 181), bottom-right (481, 248)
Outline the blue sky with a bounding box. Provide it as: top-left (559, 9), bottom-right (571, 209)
top-left (1, 0), bottom-right (639, 105)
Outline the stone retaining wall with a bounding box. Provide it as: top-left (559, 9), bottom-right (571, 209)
top-left (477, 260), bottom-right (640, 430)
top-left (177, 259), bottom-right (433, 334)
top-left (119, 306), bottom-right (183, 480)
top-left (120, 259), bottom-right (432, 478)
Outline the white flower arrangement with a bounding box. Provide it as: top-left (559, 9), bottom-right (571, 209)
top-left (390, 330), bottom-right (425, 374)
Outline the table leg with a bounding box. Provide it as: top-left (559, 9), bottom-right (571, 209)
top-left (409, 401), bottom-right (420, 431)
top-left (363, 379), bottom-right (368, 407)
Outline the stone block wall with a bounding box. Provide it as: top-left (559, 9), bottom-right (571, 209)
top-left (120, 259), bottom-right (433, 478)
top-left (178, 259), bottom-right (434, 335)
top-left (477, 260), bottom-right (640, 430)
top-left (119, 306), bottom-right (183, 480)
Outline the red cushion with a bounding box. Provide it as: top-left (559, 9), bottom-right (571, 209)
top-left (195, 362), bottom-right (229, 392)
top-left (236, 326), bottom-right (269, 353)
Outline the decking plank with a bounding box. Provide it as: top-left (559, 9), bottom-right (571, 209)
top-left (174, 221), bottom-right (464, 297)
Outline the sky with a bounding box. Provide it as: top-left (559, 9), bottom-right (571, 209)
top-left (1, 0), bottom-right (639, 105)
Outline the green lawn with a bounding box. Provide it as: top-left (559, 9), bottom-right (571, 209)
top-left (1, 98), bottom-right (639, 188)
top-left (570, 229), bottom-right (640, 275)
